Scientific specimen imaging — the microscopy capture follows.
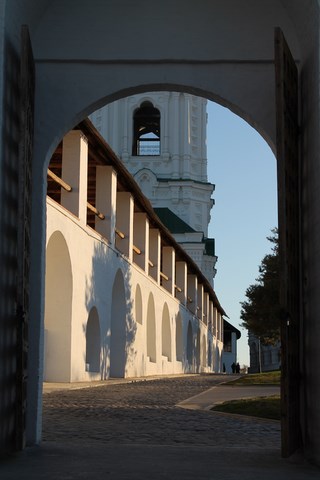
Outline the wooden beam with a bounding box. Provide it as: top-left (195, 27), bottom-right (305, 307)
top-left (133, 244), bottom-right (141, 255)
top-left (115, 228), bottom-right (125, 239)
top-left (87, 202), bottom-right (105, 220)
top-left (47, 168), bottom-right (72, 192)
top-left (160, 271), bottom-right (169, 281)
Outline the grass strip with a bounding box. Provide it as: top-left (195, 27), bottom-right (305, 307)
top-left (226, 371), bottom-right (281, 386)
top-left (212, 395), bottom-right (281, 420)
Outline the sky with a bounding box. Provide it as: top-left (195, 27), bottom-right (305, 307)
top-left (206, 101), bottom-right (278, 367)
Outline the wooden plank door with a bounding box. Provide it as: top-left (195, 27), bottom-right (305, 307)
top-left (274, 27), bottom-right (301, 458)
top-left (16, 24), bottom-right (35, 450)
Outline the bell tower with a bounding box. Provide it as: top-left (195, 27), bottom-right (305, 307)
top-left (90, 92), bottom-right (217, 284)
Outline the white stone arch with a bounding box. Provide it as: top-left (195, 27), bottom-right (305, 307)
top-left (186, 321), bottom-right (193, 365)
top-left (161, 303), bottom-right (172, 362)
top-left (85, 306), bottom-right (101, 373)
top-left (14, 2), bottom-right (320, 460)
top-left (44, 231), bottom-right (73, 382)
top-left (175, 312), bottom-right (183, 362)
top-left (207, 339), bottom-right (212, 369)
top-left (146, 293), bottom-right (156, 363)
top-left (196, 328), bottom-right (201, 371)
top-left (135, 284), bottom-right (143, 325)
top-left (201, 333), bottom-right (207, 368)
top-left (110, 269), bottom-right (126, 377)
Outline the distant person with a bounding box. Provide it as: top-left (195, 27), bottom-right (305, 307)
top-left (236, 362), bottom-right (240, 374)
top-left (231, 362), bottom-right (236, 373)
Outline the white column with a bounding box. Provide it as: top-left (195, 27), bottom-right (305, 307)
top-left (121, 97), bottom-right (129, 162)
top-left (162, 92), bottom-right (170, 161)
top-left (203, 292), bottom-right (209, 326)
top-left (61, 130), bottom-right (88, 223)
top-left (183, 93), bottom-right (191, 179)
top-left (208, 300), bottom-right (214, 334)
top-left (171, 92), bottom-right (180, 178)
top-left (220, 315), bottom-right (224, 343)
top-left (162, 246), bottom-right (175, 296)
top-left (133, 212), bottom-right (149, 271)
top-left (200, 97), bottom-right (208, 181)
top-left (197, 284), bottom-right (204, 322)
top-left (217, 312), bottom-right (222, 342)
top-left (175, 261), bottom-right (187, 305)
top-left (149, 228), bottom-right (161, 283)
top-left (213, 307), bottom-right (218, 338)
top-left (187, 274), bottom-right (197, 315)
top-left (116, 191), bottom-right (134, 261)
top-left (95, 166), bottom-right (117, 246)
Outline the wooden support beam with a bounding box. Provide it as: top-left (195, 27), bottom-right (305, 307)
top-left (175, 285), bottom-right (182, 293)
top-left (115, 228), bottom-right (125, 239)
top-left (87, 202), bottom-right (105, 220)
top-left (160, 271), bottom-right (169, 281)
top-left (148, 260), bottom-right (154, 268)
top-left (47, 168), bottom-right (72, 192)
top-left (133, 244), bottom-right (141, 255)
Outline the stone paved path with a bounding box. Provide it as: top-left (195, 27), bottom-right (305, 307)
top-left (42, 374), bottom-right (281, 449)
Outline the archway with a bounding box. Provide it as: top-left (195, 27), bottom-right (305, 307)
top-left (135, 284), bottom-right (143, 325)
top-left (201, 334), bottom-right (207, 369)
top-left (161, 303), bottom-right (171, 361)
top-left (186, 321), bottom-right (193, 366)
top-left (110, 269), bottom-right (126, 377)
top-left (208, 340), bottom-right (212, 369)
top-left (196, 329), bottom-right (201, 371)
top-left (3, 1), bottom-right (316, 463)
top-left (85, 307), bottom-right (101, 373)
top-left (44, 231), bottom-right (73, 382)
top-left (146, 293), bottom-right (156, 363)
top-left (175, 313), bottom-right (183, 362)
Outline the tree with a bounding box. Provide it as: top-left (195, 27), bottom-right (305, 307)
top-left (240, 229), bottom-right (281, 345)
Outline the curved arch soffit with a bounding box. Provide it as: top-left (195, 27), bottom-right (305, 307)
top-left (46, 231), bottom-right (73, 286)
top-left (44, 83), bottom-right (276, 169)
top-left (45, 230), bottom-right (73, 381)
top-left (135, 284), bottom-right (143, 325)
top-left (86, 306), bottom-right (101, 373)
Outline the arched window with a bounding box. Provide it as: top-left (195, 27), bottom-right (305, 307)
top-left (132, 101), bottom-right (160, 156)
top-left (175, 313), bottom-right (183, 362)
top-left (86, 307), bottom-right (101, 373)
top-left (162, 303), bottom-right (171, 361)
top-left (187, 321), bottom-right (193, 364)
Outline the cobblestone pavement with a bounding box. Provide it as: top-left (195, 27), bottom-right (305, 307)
top-left (42, 374), bottom-right (281, 449)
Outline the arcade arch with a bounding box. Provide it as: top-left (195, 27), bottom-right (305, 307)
top-left (161, 303), bottom-right (172, 361)
top-left (175, 313), bottom-right (183, 362)
top-left (110, 269), bottom-right (126, 377)
top-left (146, 293), bottom-right (156, 363)
top-left (85, 307), bottom-right (101, 374)
top-left (201, 334), bottom-right (207, 369)
top-left (135, 284), bottom-right (143, 325)
top-left (44, 231), bottom-right (73, 382)
top-left (186, 321), bottom-right (193, 366)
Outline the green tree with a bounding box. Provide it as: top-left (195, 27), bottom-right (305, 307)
top-left (240, 229), bottom-right (281, 345)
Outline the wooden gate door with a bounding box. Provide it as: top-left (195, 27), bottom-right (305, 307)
top-left (274, 27), bottom-right (301, 458)
top-left (16, 25), bottom-right (35, 450)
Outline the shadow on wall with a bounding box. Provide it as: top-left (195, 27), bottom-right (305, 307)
top-left (84, 241), bottom-right (137, 380)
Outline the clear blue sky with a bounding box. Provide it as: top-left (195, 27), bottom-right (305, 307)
top-left (206, 101), bottom-right (278, 367)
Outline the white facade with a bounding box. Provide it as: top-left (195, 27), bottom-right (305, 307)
top-left (90, 93), bottom-right (217, 285)
top-left (44, 123), bottom-right (224, 382)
